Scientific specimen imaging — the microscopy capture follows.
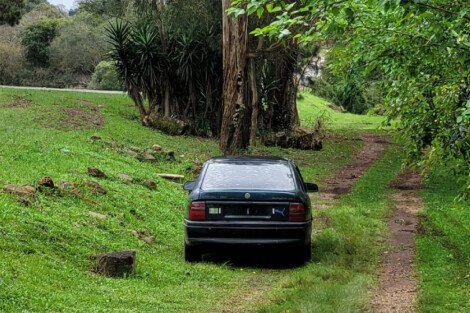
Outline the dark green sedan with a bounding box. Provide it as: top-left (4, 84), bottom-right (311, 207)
top-left (183, 156), bottom-right (318, 262)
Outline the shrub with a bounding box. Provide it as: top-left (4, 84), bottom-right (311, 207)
top-left (0, 42), bottom-right (25, 84)
top-left (88, 61), bottom-right (121, 90)
top-left (49, 12), bottom-right (107, 75)
top-left (20, 17), bottom-right (62, 67)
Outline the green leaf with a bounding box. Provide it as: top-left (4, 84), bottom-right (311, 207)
top-left (256, 7), bottom-right (265, 18)
top-left (247, 3), bottom-right (258, 15)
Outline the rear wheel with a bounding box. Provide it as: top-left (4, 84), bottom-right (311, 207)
top-left (184, 243), bottom-right (201, 262)
top-left (302, 243), bottom-right (312, 262)
top-left (294, 243), bottom-right (311, 264)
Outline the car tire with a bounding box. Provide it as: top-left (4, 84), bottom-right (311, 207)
top-left (302, 243), bottom-right (312, 262)
top-left (294, 243), bottom-right (311, 264)
top-left (184, 243), bottom-right (201, 262)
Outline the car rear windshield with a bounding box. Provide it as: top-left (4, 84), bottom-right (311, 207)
top-left (201, 162), bottom-right (296, 191)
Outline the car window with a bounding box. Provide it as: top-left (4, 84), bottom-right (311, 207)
top-left (201, 162), bottom-right (296, 191)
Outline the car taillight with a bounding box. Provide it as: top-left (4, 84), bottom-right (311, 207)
top-left (288, 203), bottom-right (306, 222)
top-left (189, 201), bottom-right (206, 221)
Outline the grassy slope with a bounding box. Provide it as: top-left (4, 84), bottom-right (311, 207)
top-left (0, 88), bottom-right (377, 312)
top-left (297, 93), bottom-right (385, 130)
top-left (417, 169), bottom-right (470, 312)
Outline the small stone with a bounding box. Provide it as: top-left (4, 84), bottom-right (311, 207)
top-left (126, 149), bottom-right (138, 157)
top-left (3, 184), bottom-right (37, 203)
top-left (132, 230), bottom-right (155, 244)
top-left (143, 179), bottom-right (157, 190)
top-left (129, 146), bottom-right (140, 153)
top-left (38, 176), bottom-right (55, 188)
top-left (58, 181), bottom-right (74, 190)
top-left (117, 173), bottom-right (133, 184)
top-left (152, 144), bottom-right (162, 152)
top-left (88, 167), bottom-right (107, 178)
top-left (166, 151), bottom-right (175, 161)
top-left (145, 149), bottom-right (157, 155)
top-left (85, 181), bottom-right (107, 194)
top-left (394, 219), bottom-right (405, 225)
top-left (90, 135), bottom-right (101, 142)
top-left (142, 153), bottom-right (156, 162)
top-left (109, 142), bottom-right (120, 149)
top-left (89, 211), bottom-right (107, 220)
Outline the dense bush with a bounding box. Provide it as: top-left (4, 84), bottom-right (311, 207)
top-left (0, 0), bottom-right (24, 26)
top-left (0, 42), bottom-right (25, 84)
top-left (311, 65), bottom-right (384, 114)
top-left (50, 13), bottom-right (107, 75)
top-left (88, 61), bottom-right (121, 90)
top-left (21, 17), bottom-right (62, 67)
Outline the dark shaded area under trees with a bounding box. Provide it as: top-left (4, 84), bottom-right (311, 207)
top-left (108, 0), bottom-right (319, 153)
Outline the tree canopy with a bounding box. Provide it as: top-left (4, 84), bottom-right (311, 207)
top-left (0, 0), bottom-right (24, 26)
top-left (231, 0), bottom-right (470, 197)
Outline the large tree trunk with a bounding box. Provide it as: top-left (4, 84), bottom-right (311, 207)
top-left (249, 58), bottom-right (259, 146)
top-left (220, 0), bottom-right (249, 154)
top-left (164, 83), bottom-right (170, 117)
top-left (271, 47), bottom-right (298, 132)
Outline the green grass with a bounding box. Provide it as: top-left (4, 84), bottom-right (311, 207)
top-left (417, 168), bottom-right (470, 312)
top-left (253, 145), bottom-right (404, 312)
top-left (0, 88), bottom-right (370, 312)
top-left (297, 93), bottom-right (385, 130)
top-left (4, 87), bottom-right (466, 313)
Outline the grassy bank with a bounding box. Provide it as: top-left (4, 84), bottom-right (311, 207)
top-left (0, 88), bottom-right (377, 312)
top-left (417, 169), bottom-right (470, 312)
top-left (297, 93), bottom-right (385, 130)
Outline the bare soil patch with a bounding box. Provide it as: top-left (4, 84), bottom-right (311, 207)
top-left (5, 96), bottom-right (32, 108)
top-left (372, 170), bottom-right (423, 313)
top-left (313, 133), bottom-right (390, 209)
top-left (36, 100), bottom-right (105, 130)
top-left (61, 105), bottom-right (104, 130)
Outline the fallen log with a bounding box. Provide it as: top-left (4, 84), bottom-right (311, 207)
top-left (264, 127), bottom-right (323, 150)
top-left (157, 174), bottom-right (184, 182)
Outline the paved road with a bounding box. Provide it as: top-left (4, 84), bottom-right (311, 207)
top-left (0, 85), bottom-right (126, 95)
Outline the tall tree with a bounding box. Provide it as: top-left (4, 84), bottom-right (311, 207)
top-left (220, 0), bottom-right (249, 154)
top-left (233, 0), bottom-right (470, 196)
top-left (0, 0), bottom-right (24, 26)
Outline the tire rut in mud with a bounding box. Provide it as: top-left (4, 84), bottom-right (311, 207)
top-left (313, 133), bottom-right (390, 209)
top-left (372, 170), bottom-right (423, 313)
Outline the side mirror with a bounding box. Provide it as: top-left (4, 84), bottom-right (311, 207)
top-left (183, 181), bottom-right (195, 191)
top-left (305, 183), bottom-right (319, 193)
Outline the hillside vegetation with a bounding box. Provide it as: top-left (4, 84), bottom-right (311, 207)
top-left (0, 88), bottom-right (364, 311)
top-left (0, 88), bottom-right (468, 312)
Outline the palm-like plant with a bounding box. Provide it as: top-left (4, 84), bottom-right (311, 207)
top-left (106, 2), bottom-right (225, 135)
top-left (107, 20), bottom-right (148, 123)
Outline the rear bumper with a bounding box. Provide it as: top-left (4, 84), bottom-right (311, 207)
top-left (184, 220), bottom-right (312, 246)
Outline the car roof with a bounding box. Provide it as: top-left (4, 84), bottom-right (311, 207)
top-left (208, 156), bottom-right (291, 164)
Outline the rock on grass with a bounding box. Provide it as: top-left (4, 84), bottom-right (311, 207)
top-left (117, 173), bottom-right (134, 184)
top-left (88, 167), bottom-right (107, 178)
top-left (38, 176), bottom-right (55, 188)
top-left (93, 251), bottom-right (136, 277)
top-left (3, 184), bottom-right (37, 204)
top-left (132, 230), bottom-right (155, 244)
top-left (143, 179), bottom-right (157, 190)
top-left (85, 181), bottom-right (107, 194)
top-left (89, 211), bottom-right (107, 220)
